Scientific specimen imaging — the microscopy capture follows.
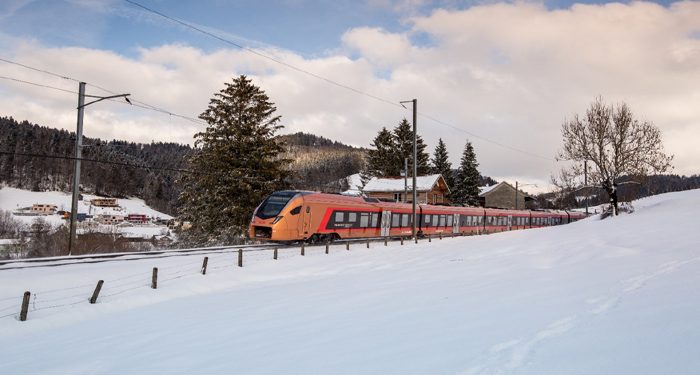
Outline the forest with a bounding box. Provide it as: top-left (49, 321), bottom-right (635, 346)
top-left (0, 117), bottom-right (366, 215)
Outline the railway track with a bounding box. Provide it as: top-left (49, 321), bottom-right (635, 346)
top-left (0, 244), bottom-right (279, 270)
top-left (0, 236), bottom-right (430, 270)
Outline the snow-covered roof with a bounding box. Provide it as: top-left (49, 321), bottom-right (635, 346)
top-left (340, 173), bottom-right (365, 196)
top-left (362, 174), bottom-right (445, 193)
top-left (479, 183), bottom-right (501, 196)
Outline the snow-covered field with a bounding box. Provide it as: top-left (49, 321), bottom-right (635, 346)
top-left (0, 187), bottom-right (172, 239)
top-left (1, 189), bottom-right (699, 374)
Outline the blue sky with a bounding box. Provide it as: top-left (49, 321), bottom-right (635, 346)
top-left (0, 0), bottom-right (697, 186)
top-left (0, 0), bottom-right (679, 56)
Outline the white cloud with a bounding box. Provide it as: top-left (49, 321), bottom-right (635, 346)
top-left (0, 1), bottom-right (699, 189)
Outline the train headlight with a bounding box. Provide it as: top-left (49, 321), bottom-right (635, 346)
top-left (272, 216), bottom-right (283, 224)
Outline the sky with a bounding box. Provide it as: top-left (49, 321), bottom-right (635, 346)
top-left (0, 0), bottom-right (698, 191)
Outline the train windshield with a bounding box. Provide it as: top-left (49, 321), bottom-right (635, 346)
top-left (255, 191), bottom-right (298, 219)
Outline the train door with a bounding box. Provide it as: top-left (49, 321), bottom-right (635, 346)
top-left (298, 205), bottom-right (311, 239)
top-left (452, 214), bottom-right (460, 234)
top-left (380, 210), bottom-right (391, 237)
top-left (507, 215), bottom-right (513, 231)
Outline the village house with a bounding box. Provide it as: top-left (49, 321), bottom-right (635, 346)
top-left (91, 198), bottom-right (119, 207)
top-left (30, 204), bottom-right (57, 215)
top-left (362, 174), bottom-right (450, 204)
top-left (127, 214), bottom-right (149, 224)
top-left (479, 182), bottom-right (534, 210)
top-left (96, 214), bottom-right (125, 225)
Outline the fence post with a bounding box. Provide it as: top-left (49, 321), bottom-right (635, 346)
top-left (201, 257), bottom-right (209, 275)
top-left (89, 280), bottom-right (104, 304)
top-left (384, 237), bottom-right (387, 246)
top-left (325, 242), bottom-right (329, 254)
top-left (273, 247), bottom-right (278, 260)
top-left (151, 267), bottom-right (158, 289)
top-left (400, 237), bottom-right (404, 245)
top-left (428, 234), bottom-right (431, 242)
top-left (414, 236), bottom-right (418, 244)
top-left (346, 242), bottom-right (350, 251)
top-left (301, 243), bottom-right (305, 256)
top-left (439, 232), bottom-right (443, 240)
top-left (19, 291), bottom-right (30, 321)
top-left (238, 249), bottom-right (243, 267)
top-left (366, 239), bottom-right (370, 249)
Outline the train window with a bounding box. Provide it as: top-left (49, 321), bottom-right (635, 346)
top-left (439, 215), bottom-right (446, 227)
top-left (371, 213), bottom-right (378, 227)
top-left (447, 215), bottom-right (453, 226)
top-left (432, 215), bottom-right (438, 226)
top-left (401, 214), bottom-right (409, 227)
top-left (348, 212), bottom-right (357, 222)
top-left (424, 215), bottom-right (431, 226)
top-left (392, 213), bottom-right (400, 227)
top-left (290, 206), bottom-right (301, 215)
top-left (360, 213), bottom-right (369, 228)
top-left (335, 212), bottom-right (344, 222)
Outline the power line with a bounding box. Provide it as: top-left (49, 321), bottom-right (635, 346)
top-left (123, 0), bottom-right (554, 161)
top-left (0, 58), bottom-right (207, 126)
top-left (0, 150), bottom-right (194, 174)
top-left (0, 75), bottom-right (77, 95)
top-left (124, 0), bottom-right (401, 109)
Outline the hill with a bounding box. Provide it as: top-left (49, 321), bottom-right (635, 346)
top-left (1, 189), bottom-right (699, 373)
top-left (278, 132), bottom-right (366, 191)
top-left (0, 118), bottom-right (367, 215)
top-left (0, 117), bottom-right (190, 215)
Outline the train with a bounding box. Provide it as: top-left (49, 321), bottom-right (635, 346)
top-left (249, 190), bottom-right (587, 243)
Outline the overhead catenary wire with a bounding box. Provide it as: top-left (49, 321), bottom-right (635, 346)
top-left (0, 150), bottom-right (195, 175)
top-left (123, 0), bottom-right (554, 161)
top-left (0, 59), bottom-right (207, 126)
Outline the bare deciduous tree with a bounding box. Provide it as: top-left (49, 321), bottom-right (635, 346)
top-left (556, 97), bottom-right (673, 215)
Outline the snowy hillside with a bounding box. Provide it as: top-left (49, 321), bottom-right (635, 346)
top-left (1, 190), bottom-right (699, 374)
top-left (0, 187), bottom-right (173, 240)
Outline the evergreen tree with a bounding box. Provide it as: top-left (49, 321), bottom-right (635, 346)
top-left (392, 118), bottom-right (430, 176)
top-left (430, 138), bottom-right (454, 190)
top-left (364, 127), bottom-right (395, 177)
top-left (452, 141), bottom-right (481, 206)
top-left (179, 75), bottom-right (290, 244)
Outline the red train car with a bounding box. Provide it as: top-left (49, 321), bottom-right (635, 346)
top-left (249, 191), bottom-right (587, 242)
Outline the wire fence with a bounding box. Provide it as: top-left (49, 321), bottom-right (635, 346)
top-left (0, 234), bottom-right (463, 321)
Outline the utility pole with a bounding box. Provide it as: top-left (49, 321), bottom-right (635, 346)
top-left (515, 181), bottom-right (518, 210)
top-left (67, 83), bottom-right (130, 256)
top-left (404, 157), bottom-right (408, 203)
top-left (400, 99), bottom-right (418, 239)
top-left (68, 82), bottom-right (86, 256)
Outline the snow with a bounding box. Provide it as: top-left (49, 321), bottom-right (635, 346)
top-left (479, 183), bottom-right (500, 195)
top-left (340, 173), bottom-right (364, 196)
top-left (0, 187), bottom-right (172, 231)
top-left (363, 174), bottom-right (442, 192)
top-left (1, 189), bottom-right (700, 374)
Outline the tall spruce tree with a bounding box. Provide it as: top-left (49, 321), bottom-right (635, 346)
top-left (452, 141), bottom-right (481, 206)
top-left (364, 127), bottom-right (395, 178)
top-left (430, 138), bottom-right (454, 190)
top-left (364, 119), bottom-right (430, 178)
top-left (179, 75), bottom-right (290, 244)
top-left (392, 118), bottom-right (430, 176)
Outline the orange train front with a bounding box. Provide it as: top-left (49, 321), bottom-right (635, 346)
top-left (249, 191), bottom-right (586, 243)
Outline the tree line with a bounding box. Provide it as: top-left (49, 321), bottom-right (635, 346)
top-left (362, 119), bottom-right (491, 206)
